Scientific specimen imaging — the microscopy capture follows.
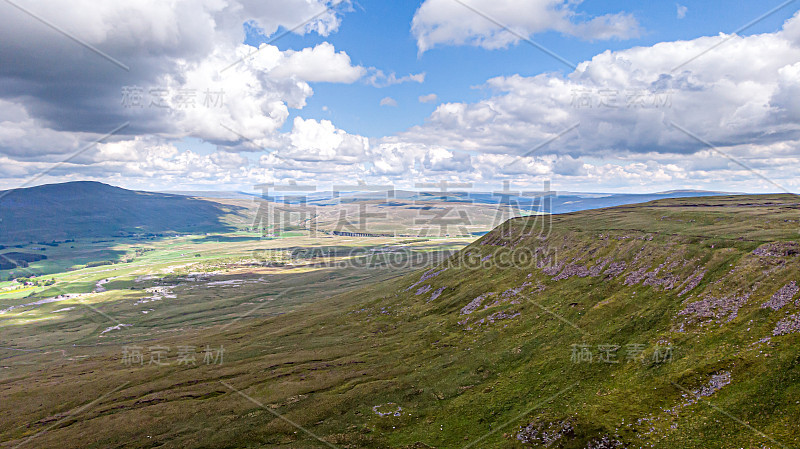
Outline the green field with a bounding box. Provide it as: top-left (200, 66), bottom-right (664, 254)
top-left (1, 195), bottom-right (799, 448)
top-left (0, 232), bottom-right (472, 348)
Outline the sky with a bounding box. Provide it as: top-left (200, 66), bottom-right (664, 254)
top-left (0, 0), bottom-right (799, 194)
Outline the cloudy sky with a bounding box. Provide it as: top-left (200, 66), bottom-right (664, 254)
top-left (1, 0), bottom-right (799, 193)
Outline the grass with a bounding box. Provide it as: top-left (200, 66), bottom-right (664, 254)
top-left (0, 232), bottom-right (472, 348)
top-left (0, 286), bottom-right (37, 296)
top-left (0, 194), bottom-right (799, 448)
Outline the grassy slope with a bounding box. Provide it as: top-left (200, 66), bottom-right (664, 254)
top-left (0, 233), bottom-right (468, 348)
top-left (0, 182), bottom-right (244, 244)
top-left (1, 195), bottom-right (800, 448)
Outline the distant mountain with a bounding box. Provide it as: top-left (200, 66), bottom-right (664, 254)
top-left (543, 190), bottom-right (740, 214)
top-left (162, 190), bottom-right (258, 200)
top-left (0, 182), bottom-right (743, 245)
top-left (654, 189), bottom-right (739, 195)
top-left (0, 181), bottom-right (243, 244)
top-left (164, 187), bottom-right (742, 214)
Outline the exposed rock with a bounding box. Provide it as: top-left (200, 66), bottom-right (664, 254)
top-left (753, 336), bottom-right (771, 345)
top-left (753, 242), bottom-right (800, 258)
top-left (632, 246), bottom-right (650, 264)
top-left (516, 420), bottom-right (574, 446)
top-left (602, 261), bottom-right (627, 278)
top-left (585, 436), bottom-right (625, 449)
top-left (415, 285), bottom-right (432, 296)
top-left (761, 281), bottom-right (799, 311)
top-left (679, 292), bottom-right (752, 323)
top-left (643, 272), bottom-right (681, 290)
top-left (773, 313), bottom-right (800, 336)
top-left (552, 263), bottom-right (590, 280)
top-left (677, 268), bottom-right (705, 296)
top-left (624, 267), bottom-right (649, 286)
top-left (542, 261), bottom-right (564, 276)
top-left (588, 258), bottom-right (610, 276)
top-left (372, 403), bottom-right (402, 417)
top-left (697, 372), bottom-right (731, 397)
top-left (429, 287), bottom-right (446, 302)
top-left (683, 372), bottom-right (731, 406)
top-left (550, 258), bottom-right (612, 281)
top-left (535, 250), bottom-right (556, 270)
top-left (405, 268), bottom-right (447, 292)
top-left (481, 283), bottom-right (535, 309)
top-left (460, 293), bottom-right (494, 315)
top-left (487, 310), bottom-right (520, 323)
top-left (638, 259), bottom-right (683, 290)
top-left (500, 286), bottom-right (525, 298)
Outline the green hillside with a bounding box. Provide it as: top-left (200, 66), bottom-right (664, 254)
top-left (0, 181), bottom-right (243, 244)
top-left (2, 194), bottom-right (800, 448)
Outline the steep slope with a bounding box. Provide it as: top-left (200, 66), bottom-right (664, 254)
top-left (0, 181), bottom-right (244, 244)
top-left (2, 195), bottom-right (799, 448)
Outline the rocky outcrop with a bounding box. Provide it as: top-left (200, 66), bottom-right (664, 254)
top-left (752, 242), bottom-right (799, 258)
top-left (761, 281), bottom-right (799, 311)
top-left (773, 313), bottom-right (800, 336)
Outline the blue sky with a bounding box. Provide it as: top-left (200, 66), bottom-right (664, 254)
top-left (1, 0), bottom-right (799, 193)
top-left (253, 0), bottom-right (799, 139)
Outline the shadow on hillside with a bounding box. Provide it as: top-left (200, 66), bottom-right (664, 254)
top-left (0, 182), bottom-right (249, 244)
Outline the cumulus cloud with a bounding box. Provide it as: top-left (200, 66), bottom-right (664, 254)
top-left (400, 12), bottom-right (800, 162)
top-left (365, 70), bottom-right (426, 87)
top-left (0, 0), bottom-right (390, 188)
top-left (284, 117), bottom-right (369, 163)
top-left (552, 155), bottom-right (587, 176)
top-left (1, 1), bottom-right (799, 193)
top-left (268, 43), bottom-right (366, 83)
top-left (0, 100), bottom-right (83, 159)
top-left (411, 0), bottom-right (640, 52)
top-left (0, 0), bottom-right (372, 154)
top-left (0, 0), bottom-right (346, 127)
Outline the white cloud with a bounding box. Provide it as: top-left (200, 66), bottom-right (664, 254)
top-left (411, 0), bottom-right (640, 52)
top-left (1, 2), bottom-right (799, 193)
top-left (677, 4), bottom-right (688, 19)
top-left (366, 70), bottom-right (426, 87)
top-left (771, 62), bottom-right (800, 121)
top-left (0, 0), bottom-right (369, 153)
top-left (552, 155), bottom-right (587, 176)
top-left (268, 43), bottom-right (366, 83)
top-left (380, 97), bottom-right (398, 107)
top-left (400, 12), bottom-right (800, 161)
top-left (0, 0), bottom-right (344, 67)
top-left (424, 147), bottom-right (472, 172)
top-left (285, 117), bottom-right (368, 163)
top-left (419, 93), bottom-right (439, 103)
top-left (0, 100), bottom-right (82, 159)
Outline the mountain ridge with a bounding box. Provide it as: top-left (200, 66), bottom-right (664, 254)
top-left (0, 181), bottom-right (242, 244)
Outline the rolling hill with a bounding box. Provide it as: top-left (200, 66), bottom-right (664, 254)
top-left (1, 194), bottom-right (800, 448)
top-left (165, 188), bottom-right (737, 215)
top-left (0, 181), bottom-right (244, 244)
top-left (0, 182), bottom-right (738, 246)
